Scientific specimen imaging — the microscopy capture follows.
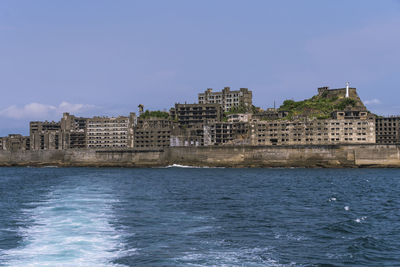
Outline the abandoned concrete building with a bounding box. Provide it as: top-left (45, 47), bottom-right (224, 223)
top-left (170, 123), bottom-right (205, 147)
top-left (205, 122), bottom-right (250, 146)
top-left (0, 134), bottom-right (30, 151)
top-left (375, 117), bottom-right (400, 144)
top-left (134, 117), bottom-right (171, 150)
top-left (198, 87), bottom-right (252, 112)
top-left (86, 116), bottom-right (131, 149)
top-left (61, 113), bottom-right (88, 149)
top-left (30, 121), bottom-right (62, 150)
top-left (170, 103), bottom-right (223, 126)
top-left (251, 115), bottom-right (375, 146)
top-left (1, 84), bottom-right (396, 151)
top-left (25, 113), bottom-right (137, 150)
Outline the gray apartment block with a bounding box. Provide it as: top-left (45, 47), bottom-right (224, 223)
top-left (134, 117), bottom-right (171, 150)
top-left (198, 87), bottom-right (252, 112)
top-left (86, 116), bottom-right (130, 149)
top-left (376, 117), bottom-right (400, 144)
top-left (61, 112), bottom-right (137, 149)
top-left (205, 122), bottom-right (250, 146)
top-left (170, 103), bottom-right (223, 126)
top-left (61, 112), bottom-right (88, 149)
top-left (251, 117), bottom-right (375, 146)
top-left (170, 123), bottom-right (204, 147)
top-left (30, 121), bottom-right (61, 135)
top-left (30, 121), bottom-right (62, 150)
top-left (0, 134), bottom-right (30, 151)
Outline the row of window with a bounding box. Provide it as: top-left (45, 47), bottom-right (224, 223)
top-left (88, 137), bottom-right (127, 140)
top-left (88, 144), bottom-right (127, 147)
top-left (88, 120), bottom-right (127, 124)
top-left (88, 140), bottom-right (127, 144)
top-left (88, 132), bottom-right (127, 135)
top-left (257, 137), bottom-right (368, 143)
top-left (135, 136), bottom-right (170, 139)
top-left (87, 128), bottom-right (127, 131)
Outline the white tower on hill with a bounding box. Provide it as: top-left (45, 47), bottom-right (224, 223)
top-left (345, 82), bottom-right (350, 98)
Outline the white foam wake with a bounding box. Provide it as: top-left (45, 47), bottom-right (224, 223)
top-left (164, 164), bottom-right (224, 168)
top-left (1, 185), bottom-right (129, 267)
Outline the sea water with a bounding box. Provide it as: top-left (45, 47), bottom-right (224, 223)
top-left (0, 167), bottom-right (399, 266)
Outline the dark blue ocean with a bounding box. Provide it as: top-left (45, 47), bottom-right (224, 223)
top-left (0, 167), bottom-right (399, 266)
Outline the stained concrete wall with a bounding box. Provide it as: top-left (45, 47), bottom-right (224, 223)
top-left (0, 149), bottom-right (163, 167)
top-left (162, 145), bottom-right (400, 168)
top-left (0, 145), bottom-right (399, 168)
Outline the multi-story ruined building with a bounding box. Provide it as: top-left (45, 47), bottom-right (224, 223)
top-left (30, 121), bottom-right (62, 150)
top-left (60, 113), bottom-right (88, 149)
top-left (1, 84), bottom-right (393, 152)
top-left (251, 112), bottom-right (375, 146)
top-left (134, 117), bottom-right (171, 150)
top-left (170, 123), bottom-right (205, 147)
top-left (245, 85), bottom-right (375, 146)
top-left (198, 87), bottom-right (252, 112)
top-left (86, 115), bottom-right (131, 149)
top-left (61, 112), bottom-right (137, 149)
top-left (170, 103), bottom-right (223, 126)
top-left (205, 122), bottom-right (250, 146)
top-left (29, 121), bottom-right (61, 135)
top-left (375, 117), bottom-right (400, 144)
top-left (0, 134), bottom-right (30, 151)
top-left (169, 103), bottom-right (224, 146)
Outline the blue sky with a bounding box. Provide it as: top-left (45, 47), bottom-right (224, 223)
top-left (1, 0), bottom-right (400, 135)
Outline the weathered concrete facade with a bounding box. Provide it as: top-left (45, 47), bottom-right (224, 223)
top-left (1, 145), bottom-right (400, 168)
top-left (198, 87), bottom-right (252, 112)
top-left (227, 113), bottom-right (252, 123)
top-left (206, 122), bottom-right (250, 145)
top-left (61, 113), bottom-right (88, 149)
top-left (170, 103), bottom-right (223, 126)
top-left (251, 118), bottom-right (375, 146)
top-left (170, 123), bottom-right (204, 147)
top-left (376, 117), bottom-right (400, 144)
top-left (0, 134), bottom-right (30, 152)
top-left (1, 84), bottom-right (398, 160)
top-left (30, 121), bottom-right (62, 150)
top-left (86, 116), bottom-right (130, 149)
top-left (134, 117), bottom-right (171, 150)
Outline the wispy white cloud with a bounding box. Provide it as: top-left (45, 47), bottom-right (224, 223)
top-left (0, 102), bottom-right (96, 120)
top-left (364, 99), bottom-right (382, 105)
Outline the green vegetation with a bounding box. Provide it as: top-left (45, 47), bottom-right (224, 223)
top-left (139, 110), bottom-right (169, 119)
top-left (224, 105), bottom-right (259, 118)
top-left (334, 98), bottom-right (357, 110)
top-left (224, 105), bottom-right (250, 115)
top-left (251, 105), bottom-right (261, 114)
top-left (279, 95), bottom-right (359, 119)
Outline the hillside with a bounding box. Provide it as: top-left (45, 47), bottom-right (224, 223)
top-left (279, 89), bottom-right (367, 119)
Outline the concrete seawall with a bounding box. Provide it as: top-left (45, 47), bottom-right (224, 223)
top-left (0, 145), bottom-right (399, 168)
